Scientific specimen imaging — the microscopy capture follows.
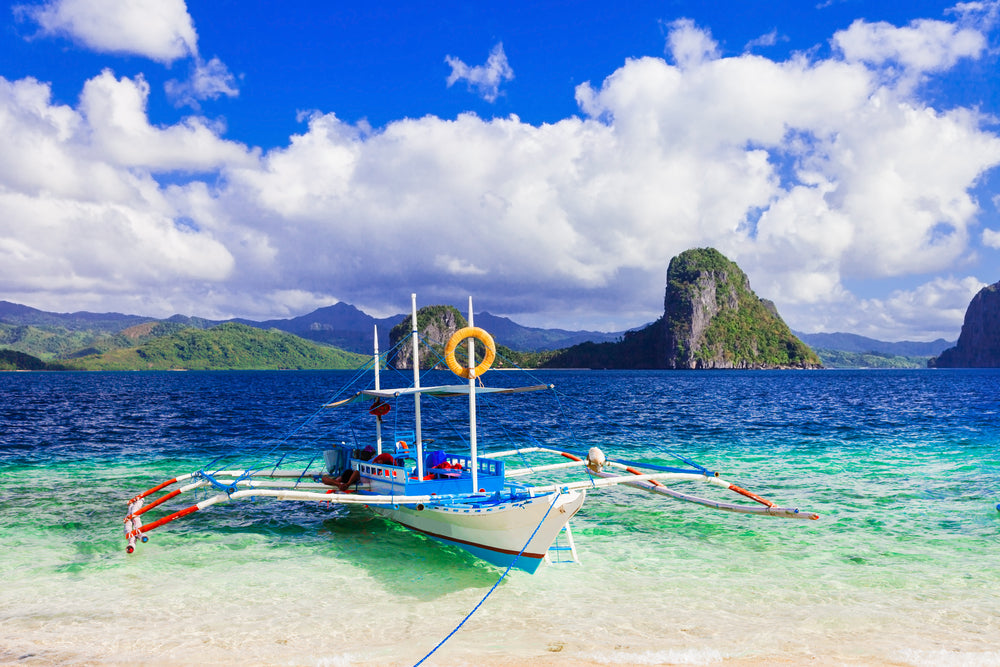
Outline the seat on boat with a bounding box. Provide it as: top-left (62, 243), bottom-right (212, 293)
top-left (393, 430), bottom-right (414, 455)
top-left (425, 450), bottom-right (447, 469)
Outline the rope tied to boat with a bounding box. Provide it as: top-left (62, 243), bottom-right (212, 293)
top-left (413, 490), bottom-right (563, 666)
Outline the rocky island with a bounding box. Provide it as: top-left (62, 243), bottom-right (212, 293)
top-left (545, 248), bottom-right (821, 369)
top-left (930, 280), bottom-right (1000, 368)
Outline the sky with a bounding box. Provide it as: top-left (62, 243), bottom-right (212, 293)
top-left (2, 1), bottom-right (1000, 341)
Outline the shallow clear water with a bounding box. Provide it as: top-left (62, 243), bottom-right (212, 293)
top-left (1, 369), bottom-right (999, 666)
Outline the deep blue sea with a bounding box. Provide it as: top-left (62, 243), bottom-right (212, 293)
top-left (1, 369), bottom-right (999, 666)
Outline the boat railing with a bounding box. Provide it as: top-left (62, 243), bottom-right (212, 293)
top-left (357, 460), bottom-right (408, 482)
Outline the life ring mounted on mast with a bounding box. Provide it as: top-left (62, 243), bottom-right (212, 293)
top-left (444, 326), bottom-right (496, 379)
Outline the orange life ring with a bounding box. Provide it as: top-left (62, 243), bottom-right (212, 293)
top-left (444, 327), bottom-right (496, 379)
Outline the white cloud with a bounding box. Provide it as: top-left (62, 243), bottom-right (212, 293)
top-left (17, 0), bottom-right (241, 105)
top-left (434, 255), bottom-right (488, 276)
top-left (785, 276), bottom-right (986, 340)
top-left (984, 228), bottom-right (1000, 248)
top-left (78, 70), bottom-right (253, 171)
top-left (16, 0), bottom-right (198, 64)
top-left (665, 18), bottom-right (720, 68)
top-left (832, 17), bottom-right (986, 74)
top-left (745, 29), bottom-right (782, 51)
top-left (446, 43), bottom-right (514, 103)
top-left (166, 56), bottom-right (240, 109)
top-left (948, 1), bottom-right (1000, 30)
top-left (0, 73), bottom-right (252, 315)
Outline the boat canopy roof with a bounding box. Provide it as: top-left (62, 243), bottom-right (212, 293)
top-left (324, 383), bottom-right (554, 407)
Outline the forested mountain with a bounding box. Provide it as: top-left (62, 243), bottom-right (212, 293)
top-left (67, 323), bottom-right (368, 370)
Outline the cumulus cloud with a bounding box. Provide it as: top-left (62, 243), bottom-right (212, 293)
top-left (832, 17), bottom-right (986, 73)
top-left (787, 275), bottom-right (986, 340)
top-left (17, 0), bottom-right (240, 106)
top-left (165, 56), bottom-right (240, 109)
top-left (16, 0), bottom-right (198, 64)
top-left (446, 43), bottom-right (514, 102)
top-left (0, 73), bottom-right (254, 316)
top-left (78, 70), bottom-right (252, 170)
top-left (3, 13), bottom-right (1000, 337)
top-left (984, 228), bottom-right (1000, 248)
top-left (665, 18), bottom-right (720, 67)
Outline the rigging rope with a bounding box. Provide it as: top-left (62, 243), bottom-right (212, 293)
top-left (489, 348), bottom-right (714, 475)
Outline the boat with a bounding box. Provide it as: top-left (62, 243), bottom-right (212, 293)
top-left (123, 295), bottom-right (818, 573)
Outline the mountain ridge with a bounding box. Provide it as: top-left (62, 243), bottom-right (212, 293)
top-left (0, 298), bottom-right (954, 364)
top-left (794, 331), bottom-right (953, 357)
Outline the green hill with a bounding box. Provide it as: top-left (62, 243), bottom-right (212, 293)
top-left (0, 320), bottom-right (194, 361)
top-left (67, 323), bottom-right (368, 370)
top-left (814, 349), bottom-right (931, 369)
top-left (0, 349), bottom-right (71, 370)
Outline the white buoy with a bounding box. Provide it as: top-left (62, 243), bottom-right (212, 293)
top-left (586, 447), bottom-right (606, 473)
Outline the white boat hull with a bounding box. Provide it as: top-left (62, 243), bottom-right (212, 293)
top-left (375, 489), bottom-right (586, 573)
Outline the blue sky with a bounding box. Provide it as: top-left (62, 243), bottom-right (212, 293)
top-left (2, 0), bottom-right (1000, 340)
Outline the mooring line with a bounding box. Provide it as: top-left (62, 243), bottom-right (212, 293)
top-left (412, 492), bottom-right (560, 666)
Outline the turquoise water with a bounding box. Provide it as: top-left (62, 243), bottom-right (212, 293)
top-left (1, 369), bottom-right (999, 666)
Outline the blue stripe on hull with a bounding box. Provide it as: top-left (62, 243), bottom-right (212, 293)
top-left (423, 533), bottom-right (545, 573)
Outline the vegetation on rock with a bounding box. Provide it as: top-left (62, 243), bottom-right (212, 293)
top-left (815, 349), bottom-right (932, 369)
top-left (388, 305), bottom-right (559, 370)
top-left (0, 254), bottom-right (824, 372)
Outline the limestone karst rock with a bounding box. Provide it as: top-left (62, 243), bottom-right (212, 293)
top-left (930, 280), bottom-right (1000, 368)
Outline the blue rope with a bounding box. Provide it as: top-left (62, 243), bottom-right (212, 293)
top-left (195, 469), bottom-right (238, 495)
top-left (413, 491), bottom-right (562, 667)
top-left (488, 357), bottom-right (714, 475)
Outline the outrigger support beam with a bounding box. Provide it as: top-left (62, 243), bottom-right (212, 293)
top-left (494, 446), bottom-right (819, 520)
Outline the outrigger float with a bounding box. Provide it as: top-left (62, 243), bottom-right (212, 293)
top-left (124, 295), bottom-right (818, 573)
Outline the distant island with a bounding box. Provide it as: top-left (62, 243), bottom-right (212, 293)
top-left (2, 323), bottom-right (367, 371)
top-left (793, 332), bottom-right (953, 369)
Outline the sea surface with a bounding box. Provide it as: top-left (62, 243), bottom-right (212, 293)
top-left (1, 368), bottom-right (999, 666)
